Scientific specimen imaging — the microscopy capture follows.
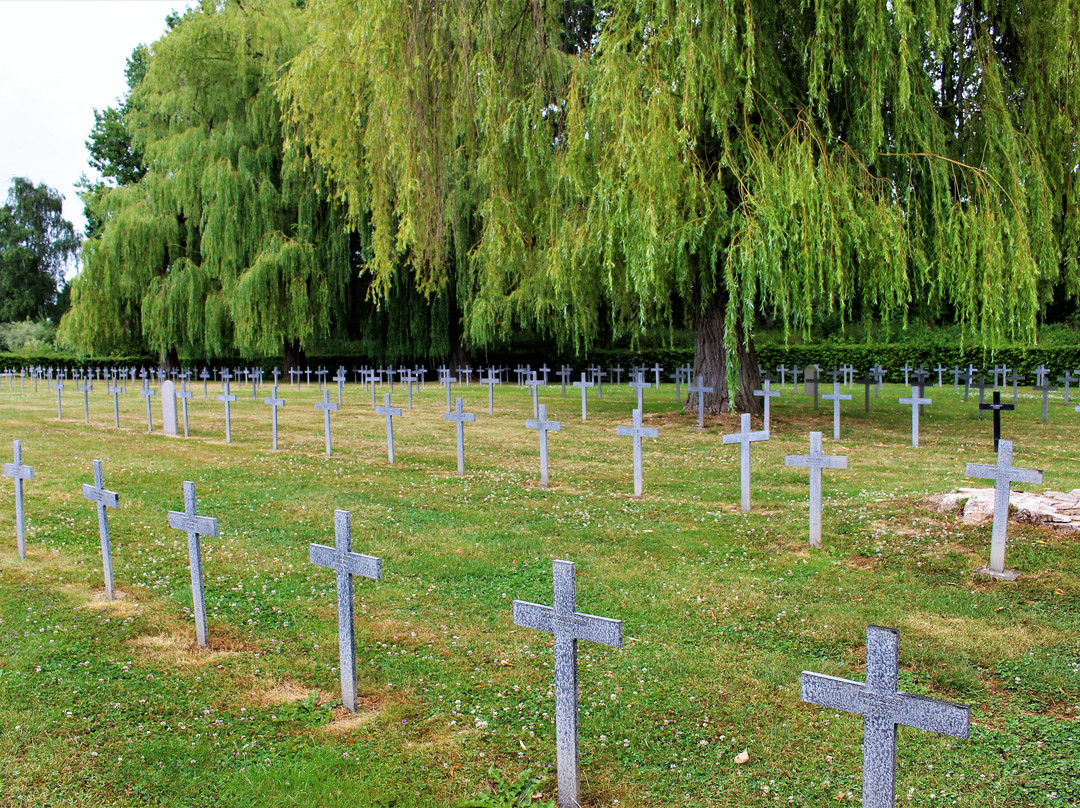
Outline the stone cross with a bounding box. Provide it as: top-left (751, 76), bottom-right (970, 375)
top-left (721, 413), bottom-right (769, 511)
top-left (901, 363), bottom-right (912, 386)
top-left (571, 373), bottom-right (594, 421)
top-left (309, 509), bottom-right (381, 712)
top-left (801, 625), bottom-right (970, 808)
top-left (139, 381), bottom-right (156, 433)
top-left (78, 380), bottom-right (92, 424)
top-left (898, 387), bottom-right (932, 448)
top-left (991, 364), bottom-right (1007, 389)
top-left (217, 376), bottom-right (237, 443)
top-left (650, 362), bottom-right (663, 388)
top-left (610, 364), bottom-right (624, 385)
top-left (51, 379), bottom-right (64, 420)
top-left (860, 372), bottom-right (874, 414)
top-left (82, 460), bottom-right (120, 600)
top-left (4, 440), bottom-right (34, 559)
top-left (556, 366), bottom-right (571, 397)
top-left (965, 439), bottom-right (1042, 579)
top-left (526, 404), bottom-right (562, 488)
top-left (167, 482), bottom-right (219, 648)
top-left (442, 376), bottom-right (454, 413)
top-left (822, 381), bottom-right (852, 442)
top-left (108, 380), bottom-right (123, 428)
top-left (784, 432), bottom-right (848, 547)
top-left (1032, 363), bottom-right (1049, 387)
top-left (176, 379), bottom-right (193, 437)
top-left (616, 408), bottom-right (659, 498)
top-left (444, 397), bottom-right (476, 476)
top-left (375, 393), bottom-right (402, 463)
top-left (871, 365), bottom-right (887, 397)
top-left (628, 372), bottom-right (651, 413)
top-left (316, 390), bottom-right (339, 456)
top-left (513, 560), bottom-right (622, 808)
top-left (1008, 368), bottom-right (1024, 405)
top-left (753, 378), bottom-right (780, 434)
top-left (974, 373), bottom-right (988, 418)
top-left (334, 368), bottom-right (347, 406)
top-left (264, 384), bottom-right (285, 450)
top-left (805, 364), bottom-right (820, 409)
top-left (1057, 370), bottom-right (1075, 405)
top-left (201, 367), bottom-right (210, 398)
top-left (934, 364), bottom-right (947, 387)
top-left (688, 375), bottom-right (714, 430)
top-left (525, 373), bottom-right (546, 418)
top-left (950, 365), bottom-right (964, 391)
top-left (1032, 379), bottom-right (1058, 423)
top-left (979, 391), bottom-right (1013, 451)
top-left (480, 371), bottom-right (500, 414)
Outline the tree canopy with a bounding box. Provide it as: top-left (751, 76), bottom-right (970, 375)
top-left (0, 177), bottom-right (79, 323)
top-left (60, 0), bottom-right (355, 364)
top-left (282, 0), bottom-right (1080, 408)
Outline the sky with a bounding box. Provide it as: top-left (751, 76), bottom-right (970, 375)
top-left (0, 0), bottom-right (187, 259)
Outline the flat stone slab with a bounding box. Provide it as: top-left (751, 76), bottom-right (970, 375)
top-left (932, 488), bottom-right (1080, 532)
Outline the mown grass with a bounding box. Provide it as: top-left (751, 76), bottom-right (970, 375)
top-left (0, 375), bottom-right (1077, 807)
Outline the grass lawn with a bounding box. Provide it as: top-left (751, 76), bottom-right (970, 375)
top-left (0, 374), bottom-right (1077, 806)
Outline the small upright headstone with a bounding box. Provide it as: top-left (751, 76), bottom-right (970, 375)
top-left (82, 460), bottom-right (120, 600)
top-left (160, 380), bottom-right (178, 436)
top-left (784, 432), bottom-right (848, 547)
top-left (309, 510), bottom-right (381, 712)
top-left (721, 413), bottom-right (769, 512)
top-left (616, 408), bottom-right (659, 498)
top-left (801, 625), bottom-right (970, 808)
top-left (513, 560), bottom-right (622, 808)
top-left (965, 439), bottom-right (1042, 580)
top-left (3, 440), bottom-right (34, 559)
top-left (167, 482), bottom-right (219, 648)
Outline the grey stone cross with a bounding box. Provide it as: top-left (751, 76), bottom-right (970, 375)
top-left (375, 393), bottom-right (402, 463)
top-left (217, 376), bottom-right (237, 443)
top-left (108, 380), bottom-right (123, 428)
top-left (617, 408), bottom-right (659, 498)
top-left (52, 379), bottom-right (65, 420)
top-left (556, 366), bottom-right (571, 397)
top-left (1008, 369), bottom-right (1025, 405)
top-left (965, 439), bottom-right (1042, 579)
top-left (4, 440), bottom-right (34, 559)
top-left (309, 509), bottom-right (381, 712)
top-left (264, 384), bottom-right (285, 450)
top-left (1032, 379), bottom-right (1058, 423)
top-left (1056, 370), bottom-right (1075, 405)
top-left (753, 378), bottom-right (780, 434)
top-left (628, 372), bottom-right (651, 413)
top-left (822, 381), bottom-right (852, 442)
top-left (784, 432), bottom-right (848, 547)
top-left (1032, 363), bottom-right (1049, 387)
top-left (898, 387), bottom-right (932, 448)
top-left (525, 373), bottom-right (546, 417)
top-left (334, 368), bottom-right (347, 406)
top-left (526, 404), bottom-right (562, 488)
top-left (513, 560), bottom-right (622, 808)
top-left (688, 375), bottom-right (714, 430)
top-left (139, 381), bottom-right (156, 433)
top-left (82, 460), bottom-right (120, 600)
top-left (167, 482), bottom-right (219, 648)
top-left (177, 378), bottom-right (193, 437)
top-left (901, 363), bottom-right (912, 386)
top-left (316, 390), bottom-right (340, 456)
top-left (721, 413), bottom-right (769, 511)
top-left (934, 364), bottom-right (947, 387)
top-left (801, 625), bottom-right (970, 808)
top-left (442, 376), bottom-right (455, 413)
top-left (444, 396), bottom-right (476, 476)
top-left (78, 380), bottom-right (92, 424)
top-left (572, 372), bottom-right (593, 421)
top-left (481, 371), bottom-right (500, 414)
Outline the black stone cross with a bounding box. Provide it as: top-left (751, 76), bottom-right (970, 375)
top-left (979, 391), bottom-right (1014, 451)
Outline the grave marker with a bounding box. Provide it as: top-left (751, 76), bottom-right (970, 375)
top-left (616, 408), bottom-right (659, 498)
top-left (688, 375), bottom-right (714, 430)
top-left (139, 382), bottom-right (155, 433)
top-left (160, 380), bottom-right (178, 436)
top-left (784, 432), bottom-right (848, 547)
top-left (801, 625), bottom-right (970, 808)
top-left (513, 560), bottom-right (622, 808)
top-left (53, 379), bottom-right (64, 420)
top-left (108, 380), bottom-right (123, 428)
top-left (309, 510), bottom-right (381, 712)
top-left (444, 397), bottom-right (476, 476)
top-left (979, 391), bottom-right (1013, 451)
top-left (525, 374), bottom-right (545, 417)
top-left (965, 439), bottom-right (1042, 579)
top-left (721, 413), bottom-right (769, 511)
top-left (572, 373), bottom-right (594, 421)
top-left (822, 381), bottom-right (852, 441)
top-left (78, 380), bottom-right (92, 423)
top-left (898, 387), bottom-right (932, 447)
top-left (753, 379), bottom-right (780, 434)
top-left (628, 372), bottom-right (651, 413)
top-left (3, 440), bottom-right (34, 559)
top-left (82, 460), bottom-right (120, 600)
top-left (1032, 379), bottom-right (1058, 423)
top-left (264, 385), bottom-right (285, 450)
top-left (525, 404), bottom-right (562, 487)
top-left (481, 371), bottom-right (500, 414)
top-left (316, 390), bottom-right (339, 456)
top-left (167, 482), bottom-right (219, 647)
top-left (218, 375), bottom-right (237, 443)
top-left (375, 393), bottom-right (402, 463)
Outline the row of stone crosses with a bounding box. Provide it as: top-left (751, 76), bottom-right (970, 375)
top-left (3, 445), bottom-right (970, 808)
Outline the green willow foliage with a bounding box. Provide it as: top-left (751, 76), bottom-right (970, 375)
top-left (61, 0), bottom-right (352, 359)
top-left (282, 0), bottom-right (1079, 396)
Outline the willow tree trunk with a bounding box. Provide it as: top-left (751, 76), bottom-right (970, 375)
top-left (283, 340), bottom-right (306, 373)
top-left (688, 297), bottom-right (761, 416)
top-left (161, 347), bottom-right (180, 373)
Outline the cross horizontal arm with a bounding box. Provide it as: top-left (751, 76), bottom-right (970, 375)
top-left (892, 692), bottom-right (970, 738)
top-left (801, 672), bottom-right (866, 714)
top-left (167, 511), bottom-right (219, 536)
top-left (513, 600), bottom-right (555, 634)
top-left (3, 463), bottom-right (33, 481)
top-left (83, 484), bottom-right (119, 509)
top-left (309, 543), bottom-right (382, 579)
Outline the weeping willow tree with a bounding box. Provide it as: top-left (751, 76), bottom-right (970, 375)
top-left (60, 0), bottom-right (355, 367)
top-left (285, 0), bottom-right (1078, 410)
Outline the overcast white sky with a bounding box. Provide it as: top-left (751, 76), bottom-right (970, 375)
top-left (0, 0), bottom-right (187, 250)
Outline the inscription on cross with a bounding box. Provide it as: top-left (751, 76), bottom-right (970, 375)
top-left (801, 626), bottom-right (970, 808)
top-left (310, 510), bottom-right (381, 712)
top-left (513, 560), bottom-right (622, 808)
top-left (82, 460), bottom-right (120, 600)
top-left (167, 482), bottom-right (219, 647)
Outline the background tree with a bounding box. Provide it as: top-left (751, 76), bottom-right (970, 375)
top-left (0, 177), bottom-right (79, 323)
top-left (284, 0), bottom-right (1079, 411)
top-left (61, 0), bottom-right (355, 367)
